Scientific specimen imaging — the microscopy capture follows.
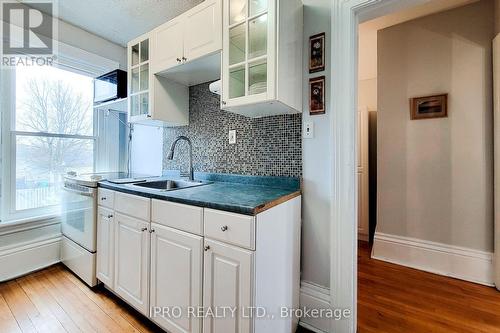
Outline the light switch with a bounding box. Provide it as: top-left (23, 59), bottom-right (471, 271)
top-left (303, 121), bottom-right (314, 139)
top-left (229, 130), bottom-right (236, 144)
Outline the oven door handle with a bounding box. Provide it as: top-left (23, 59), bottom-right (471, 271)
top-left (62, 186), bottom-right (96, 197)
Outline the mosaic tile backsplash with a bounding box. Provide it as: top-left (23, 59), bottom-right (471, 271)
top-left (162, 82), bottom-right (302, 177)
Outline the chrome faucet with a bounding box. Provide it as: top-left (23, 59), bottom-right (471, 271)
top-left (167, 136), bottom-right (194, 181)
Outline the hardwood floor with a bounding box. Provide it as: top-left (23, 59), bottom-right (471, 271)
top-left (5, 244), bottom-right (498, 333)
top-left (0, 264), bottom-right (314, 333)
top-left (358, 241), bottom-right (500, 333)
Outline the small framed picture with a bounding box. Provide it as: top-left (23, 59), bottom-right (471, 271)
top-left (309, 32), bottom-right (325, 73)
top-left (409, 94), bottom-right (448, 120)
top-left (309, 76), bottom-right (326, 115)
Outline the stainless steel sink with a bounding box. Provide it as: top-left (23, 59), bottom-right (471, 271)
top-left (129, 179), bottom-right (210, 191)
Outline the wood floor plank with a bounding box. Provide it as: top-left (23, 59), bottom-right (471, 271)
top-left (0, 281), bottom-right (38, 333)
top-left (60, 266), bottom-right (163, 333)
top-left (37, 269), bottom-right (98, 333)
top-left (358, 241), bottom-right (500, 333)
top-left (0, 294), bottom-right (22, 333)
top-left (20, 272), bottom-right (81, 333)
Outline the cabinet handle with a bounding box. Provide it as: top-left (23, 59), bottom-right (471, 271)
top-left (150, 229), bottom-right (156, 233)
top-left (222, 101), bottom-right (226, 105)
top-left (146, 115), bottom-right (151, 118)
top-left (182, 56), bottom-right (187, 61)
top-left (141, 227), bottom-right (148, 232)
top-left (221, 225), bottom-right (228, 232)
top-left (176, 58), bottom-right (181, 62)
top-left (204, 245), bottom-right (210, 251)
top-left (101, 197), bottom-right (107, 201)
top-left (107, 214), bottom-right (113, 218)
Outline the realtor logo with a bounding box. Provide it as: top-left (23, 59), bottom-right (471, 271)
top-left (2, 1), bottom-right (53, 55)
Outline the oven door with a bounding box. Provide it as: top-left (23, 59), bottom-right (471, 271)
top-left (61, 183), bottom-right (97, 252)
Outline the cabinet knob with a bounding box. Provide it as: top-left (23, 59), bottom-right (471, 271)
top-left (107, 214), bottom-right (113, 218)
top-left (141, 227), bottom-right (148, 232)
top-left (101, 197), bottom-right (107, 200)
top-left (150, 229), bottom-right (156, 233)
top-left (182, 57), bottom-right (187, 61)
top-left (146, 115), bottom-right (151, 118)
top-left (176, 58), bottom-right (181, 62)
top-left (222, 101), bottom-right (226, 105)
top-left (204, 245), bottom-right (210, 251)
top-left (221, 225), bottom-right (228, 232)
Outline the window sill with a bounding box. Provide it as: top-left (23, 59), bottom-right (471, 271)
top-left (0, 214), bottom-right (61, 236)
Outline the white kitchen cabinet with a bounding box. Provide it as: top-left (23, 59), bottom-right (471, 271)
top-left (128, 33), bottom-right (189, 126)
top-left (152, 17), bottom-right (185, 73)
top-left (203, 238), bottom-right (253, 333)
top-left (152, 0), bottom-right (222, 86)
top-left (150, 223), bottom-right (203, 333)
top-left (114, 213), bottom-right (150, 316)
top-left (96, 207), bottom-right (115, 288)
top-left (221, 0), bottom-right (303, 117)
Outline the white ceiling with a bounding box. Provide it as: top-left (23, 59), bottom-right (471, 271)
top-left (25, 0), bottom-right (204, 46)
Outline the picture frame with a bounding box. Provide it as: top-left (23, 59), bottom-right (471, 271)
top-left (309, 76), bottom-right (326, 115)
top-left (409, 94), bottom-right (448, 120)
top-left (309, 32), bottom-right (325, 73)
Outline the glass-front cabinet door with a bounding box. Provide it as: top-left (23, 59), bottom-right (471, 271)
top-left (128, 37), bottom-right (150, 120)
top-left (223, 0), bottom-right (275, 107)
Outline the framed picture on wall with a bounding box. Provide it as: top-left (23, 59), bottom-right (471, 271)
top-left (309, 76), bottom-right (326, 115)
top-left (309, 32), bottom-right (325, 73)
top-left (409, 94), bottom-right (448, 120)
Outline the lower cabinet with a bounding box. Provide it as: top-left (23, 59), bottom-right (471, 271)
top-left (150, 223), bottom-right (203, 333)
top-left (203, 239), bottom-right (254, 333)
top-left (114, 213), bottom-right (151, 316)
top-left (96, 207), bottom-right (115, 288)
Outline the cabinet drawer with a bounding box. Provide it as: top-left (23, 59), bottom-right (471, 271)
top-left (114, 192), bottom-right (150, 221)
top-left (204, 209), bottom-right (255, 250)
top-left (98, 188), bottom-right (115, 209)
top-left (152, 200), bottom-right (203, 235)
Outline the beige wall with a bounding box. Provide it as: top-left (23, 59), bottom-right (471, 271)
top-left (377, 0), bottom-right (495, 251)
top-left (301, 0), bottom-right (332, 289)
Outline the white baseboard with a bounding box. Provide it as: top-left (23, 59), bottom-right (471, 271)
top-left (299, 281), bottom-right (330, 333)
top-left (372, 232), bottom-right (494, 286)
top-left (0, 236), bottom-right (62, 282)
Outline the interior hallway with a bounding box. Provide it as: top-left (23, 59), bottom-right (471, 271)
top-left (358, 241), bottom-right (500, 332)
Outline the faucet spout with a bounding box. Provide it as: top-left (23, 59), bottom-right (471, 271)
top-left (167, 136), bottom-right (194, 181)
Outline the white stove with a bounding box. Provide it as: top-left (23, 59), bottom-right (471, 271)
top-left (61, 172), bottom-right (151, 286)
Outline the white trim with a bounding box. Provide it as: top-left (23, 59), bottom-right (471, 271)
top-left (299, 281), bottom-right (331, 333)
top-left (0, 214), bottom-right (60, 236)
top-left (0, 235), bottom-right (61, 282)
top-left (372, 232), bottom-right (494, 286)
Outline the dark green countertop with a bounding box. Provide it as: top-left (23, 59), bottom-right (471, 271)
top-left (99, 173), bottom-right (301, 216)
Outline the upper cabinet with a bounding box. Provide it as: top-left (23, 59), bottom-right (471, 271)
top-left (128, 33), bottom-right (189, 126)
top-left (221, 0), bottom-right (303, 117)
top-left (152, 0), bottom-right (222, 86)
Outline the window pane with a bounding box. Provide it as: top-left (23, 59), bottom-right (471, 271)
top-left (250, 0), bottom-right (267, 16)
top-left (229, 23), bottom-right (246, 65)
top-left (230, 0), bottom-right (246, 25)
top-left (15, 135), bottom-right (94, 211)
top-left (15, 65), bottom-right (94, 136)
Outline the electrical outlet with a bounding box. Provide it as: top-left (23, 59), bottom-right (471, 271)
top-left (229, 130), bottom-right (236, 144)
top-left (303, 121), bottom-right (314, 139)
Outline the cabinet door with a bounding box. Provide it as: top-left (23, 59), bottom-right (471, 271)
top-left (203, 239), bottom-right (253, 333)
top-left (222, 0), bottom-right (275, 107)
top-left (114, 213), bottom-right (150, 316)
top-left (96, 207), bottom-right (115, 288)
top-left (150, 224), bottom-right (203, 333)
top-left (152, 18), bottom-right (184, 73)
top-left (184, 0), bottom-right (222, 63)
top-left (128, 36), bottom-right (151, 121)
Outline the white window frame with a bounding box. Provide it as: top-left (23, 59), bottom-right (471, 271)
top-left (1, 39), bottom-right (119, 223)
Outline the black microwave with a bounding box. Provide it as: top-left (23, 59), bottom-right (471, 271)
top-left (93, 69), bottom-right (127, 104)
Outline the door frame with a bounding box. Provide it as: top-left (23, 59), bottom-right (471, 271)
top-left (329, 1), bottom-right (429, 332)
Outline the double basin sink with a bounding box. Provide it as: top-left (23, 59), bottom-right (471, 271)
top-left (127, 179), bottom-right (211, 192)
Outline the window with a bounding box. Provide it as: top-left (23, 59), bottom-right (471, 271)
top-left (7, 65), bottom-right (94, 217)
